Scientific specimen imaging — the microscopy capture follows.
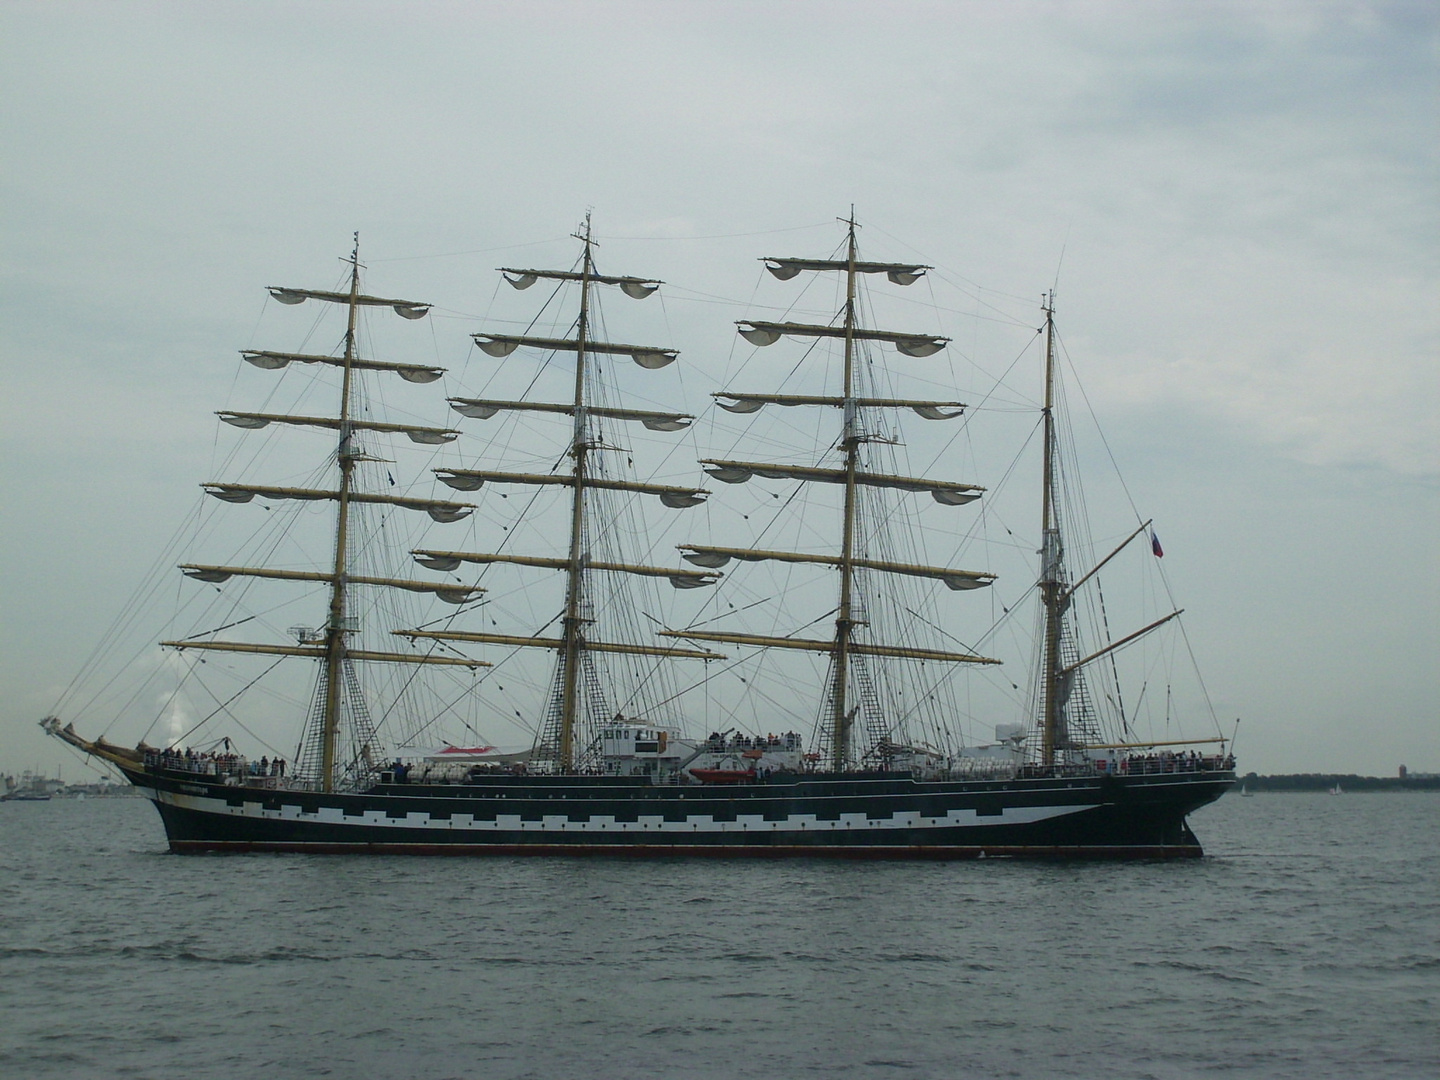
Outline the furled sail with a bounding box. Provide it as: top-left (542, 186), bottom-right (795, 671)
top-left (713, 392), bottom-right (964, 420)
top-left (736, 321), bottom-right (949, 357)
top-left (656, 629), bottom-right (998, 665)
top-left (217, 412), bottom-right (460, 444)
top-left (498, 267), bottom-right (661, 299)
top-left (445, 220), bottom-right (714, 773)
top-left (410, 550), bottom-right (718, 589)
top-left (699, 460), bottom-right (982, 505)
top-left (692, 219), bottom-right (1007, 771)
top-left (434, 470), bottom-right (708, 507)
top-left (179, 564), bottom-right (484, 604)
top-left (762, 258), bottom-right (930, 286)
top-left (449, 399), bottom-right (692, 431)
top-left (676, 546), bottom-right (993, 591)
top-left (267, 287), bottom-right (430, 320)
top-left (472, 334), bottom-right (677, 370)
top-left (203, 483), bottom-right (476, 521)
top-left (160, 639), bottom-right (491, 667)
top-left (394, 629), bottom-right (723, 661)
top-left (240, 350), bottom-right (443, 383)
top-left (183, 247), bottom-right (480, 793)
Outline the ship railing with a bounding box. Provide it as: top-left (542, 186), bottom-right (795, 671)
top-left (1112, 753), bottom-right (1234, 776)
top-left (1014, 754), bottom-right (1235, 780)
top-left (939, 761), bottom-right (1020, 781)
top-left (700, 731), bottom-right (805, 753)
top-left (142, 749), bottom-right (289, 782)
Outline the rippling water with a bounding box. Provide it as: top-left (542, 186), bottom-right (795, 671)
top-left (1, 793), bottom-right (1436, 1079)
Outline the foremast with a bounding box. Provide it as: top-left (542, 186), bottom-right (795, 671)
top-left (319, 239), bottom-right (364, 792)
top-left (168, 237), bottom-right (488, 793)
top-left (667, 214), bottom-right (1000, 770)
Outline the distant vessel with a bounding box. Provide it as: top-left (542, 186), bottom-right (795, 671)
top-left (47, 217), bottom-right (1234, 856)
top-left (1330, 783), bottom-right (1344, 795)
top-left (2, 770), bottom-right (57, 801)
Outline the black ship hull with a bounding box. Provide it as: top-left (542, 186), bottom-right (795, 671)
top-left (121, 766), bottom-right (1234, 858)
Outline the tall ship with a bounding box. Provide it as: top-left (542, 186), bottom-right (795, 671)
top-left (46, 217), bottom-right (1235, 856)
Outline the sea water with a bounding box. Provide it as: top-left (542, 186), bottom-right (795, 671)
top-left (1, 793), bottom-right (1435, 1079)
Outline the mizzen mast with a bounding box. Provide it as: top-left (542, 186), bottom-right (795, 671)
top-left (1034, 295), bottom-right (1185, 764)
top-left (556, 217), bottom-right (599, 772)
top-left (1037, 294), bottom-right (1063, 765)
top-left (668, 214), bottom-right (998, 770)
top-left (832, 215), bottom-right (862, 770)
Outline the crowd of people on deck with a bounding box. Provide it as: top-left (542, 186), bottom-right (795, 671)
top-left (140, 739), bottom-right (1229, 782)
top-left (1112, 751), bottom-right (1233, 775)
top-left (1017, 750), bottom-right (1234, 779)
top-left (145, 746), bottom-right (285, 778)
top-left (704, 731), bottom-right (803, 752)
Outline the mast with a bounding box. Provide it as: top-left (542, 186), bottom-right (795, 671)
top-left (172, 253), bottom-right (453, 789)
top-left (670, 215), bottom-right (999, 772)
top-left (319, 235), bottom-right (363, 792)
top-left (428, 219), bottom-right (717, 772)
top-left (557, 215), bottom-right (596, 772)
top-left (1034, 297), bottom-right (1184, 764)
top-left (1038, 293), bottom-right (1065, 767)
top-left (831, 212), bottom-right (861, 770)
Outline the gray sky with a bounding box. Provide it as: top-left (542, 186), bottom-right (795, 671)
top-left (2, 0), bottom-right (1436, 779)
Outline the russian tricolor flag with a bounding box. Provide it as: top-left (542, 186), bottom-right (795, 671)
top-left (1150, 528), bottom-right (1164, 558)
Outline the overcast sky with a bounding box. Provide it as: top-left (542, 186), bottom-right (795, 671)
top-left (2, 0), bottom-right (1435, 779)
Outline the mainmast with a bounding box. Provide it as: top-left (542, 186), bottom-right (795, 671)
top-left (556, 216), bottom-right (598, 771)
top-left (1039, 293), bottom-right (1066, 766)
top-left (416, 217), bottom-right (721, 773)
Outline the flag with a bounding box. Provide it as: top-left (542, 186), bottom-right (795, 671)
top-left (1150, 528), bottom-right (1164, 558)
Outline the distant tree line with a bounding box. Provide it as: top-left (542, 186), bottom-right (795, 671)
top-left (1240, 773), bottom-right (1440, 792)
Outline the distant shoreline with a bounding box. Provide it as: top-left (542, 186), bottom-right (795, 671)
top-left (1239, 773), bottom-right (1439, 792)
